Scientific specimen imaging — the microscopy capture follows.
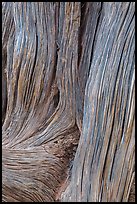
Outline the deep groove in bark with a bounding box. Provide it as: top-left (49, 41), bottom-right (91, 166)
top-left (2, 51), bottom-right (7, 124)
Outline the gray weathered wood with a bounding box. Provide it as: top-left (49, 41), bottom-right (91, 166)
top-left (2, 2), bottom-right (135, 202)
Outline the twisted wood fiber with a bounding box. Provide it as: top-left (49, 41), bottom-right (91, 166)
top-left (2, 2), bottom-right (135, 202)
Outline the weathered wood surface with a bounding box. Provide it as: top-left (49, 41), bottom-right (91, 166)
top-left (2, 2), bottom-right (135, 202)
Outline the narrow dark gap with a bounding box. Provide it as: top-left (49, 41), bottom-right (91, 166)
top-left (29, 33), bottom-right (38, 88)
top-left (51, 41), bottom-right (59, 85)
top-left (49, 25), bottom-right (60, 110)
top-left (13, 62), bottom-right (21, 110)
top-left (2, 51), bottom-right (8, 124)
top-left (53, 89), bottom-right (60, 109)
top-left (2, 83), bottom-right (7, 125)
top-left (51, 2), bottom-right (60, 87)
top-left (109, 144), bottom-right (117, 181)
top-left (119, 108), bottom-right (127, 143)
top-left (49, 13), bottom-right (60, 101)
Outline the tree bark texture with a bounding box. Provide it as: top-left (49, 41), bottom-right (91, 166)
top-left (2, 2), bottom-right (135, 202)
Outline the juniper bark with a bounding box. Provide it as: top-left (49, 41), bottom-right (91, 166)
top-left (2, 2), bottom-right (135, 202)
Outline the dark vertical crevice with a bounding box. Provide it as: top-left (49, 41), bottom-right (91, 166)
top-left (51, 40), bottom-right (59, 84)
top-left (2, 75), bottom-right (7, 124)
top-left (52, 3), bottom-right (59, 85)
top-left (53, 89), bottom-right (60, 109)
top-left (109, 144), bottom-right (118, 181)
top-left (2, 49), bottom-right (8, 124)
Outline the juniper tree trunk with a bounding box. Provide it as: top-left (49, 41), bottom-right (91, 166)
top-left (2, 2), bottom-right (135, 202)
